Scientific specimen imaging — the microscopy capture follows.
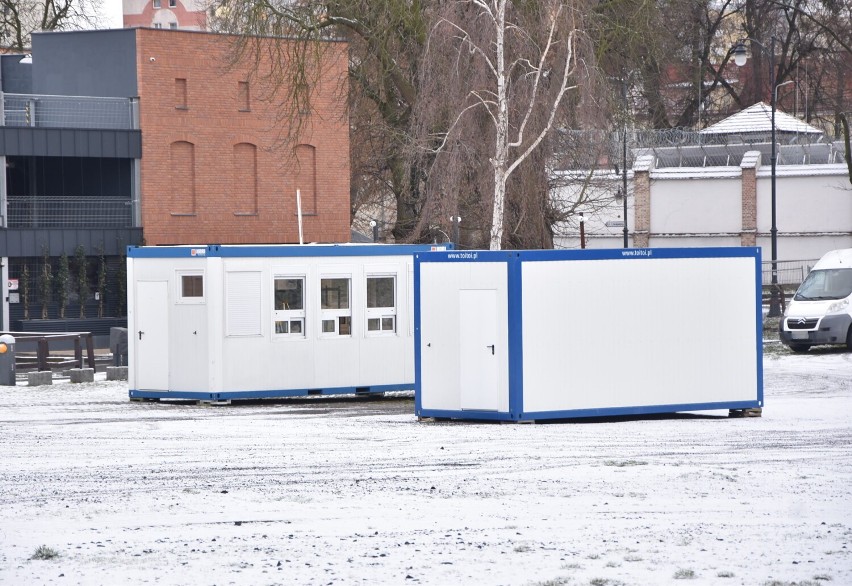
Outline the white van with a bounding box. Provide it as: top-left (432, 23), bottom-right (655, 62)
top-left (779, 248), bottom-right (852, 352)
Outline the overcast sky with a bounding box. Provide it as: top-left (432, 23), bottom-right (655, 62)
top-left (100, 0), bottom-right (123, 28)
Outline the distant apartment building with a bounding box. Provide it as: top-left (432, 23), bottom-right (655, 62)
top-left (123, 0), bottom-right (208, 30)
top-left (0, 28), bottom-right (349, 332)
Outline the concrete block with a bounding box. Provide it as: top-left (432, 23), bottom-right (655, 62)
top-left (28, 371), bottom-right (52, 386)
top-left (69, 368), bottom-right (95, 383)
top-left (106, 366), bottom-right (128, 381)
top-left (110, 327), bottom-right (129, 366)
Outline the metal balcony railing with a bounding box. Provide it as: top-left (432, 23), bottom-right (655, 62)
top-left (2, 93), bottom-right (136, 130)
top-left (6, 196), bottom-right (135, 228)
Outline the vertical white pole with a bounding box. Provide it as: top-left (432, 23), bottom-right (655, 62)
top-left (296, 188), bottom-right (304, 245)
top-left (1, 258), bottom-right (7, 331)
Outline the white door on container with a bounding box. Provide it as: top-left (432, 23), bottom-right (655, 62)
top-left (135, 281), bottom-right (169, 390)
top-left (459, 289), bottom-right (498, 410)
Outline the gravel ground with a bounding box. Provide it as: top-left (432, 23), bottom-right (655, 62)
top-left (0, 347), bottom-right (850, 586)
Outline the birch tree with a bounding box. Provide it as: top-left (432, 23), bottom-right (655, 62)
top-left (427, 0), bottom-right (581, 249)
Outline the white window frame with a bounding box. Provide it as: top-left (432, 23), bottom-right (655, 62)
top-left (176, 270), bottom-right (205, 304)
top-left (273, 275), bottom-right (306, 338)
top-left (153, 0), bottom-right (161, 8)
top-left (319, 275), bottom-right (352, 337)
top-left (365, 274), bottom-right (396, 336)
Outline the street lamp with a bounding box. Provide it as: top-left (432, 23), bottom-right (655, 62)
top-left (732, 37), bottom-right (786, 317)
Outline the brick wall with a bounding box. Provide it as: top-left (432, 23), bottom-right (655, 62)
top-left (135, 29), bottom-right (350, 245)
top-left (632, 154), bottom-right (654, 248)
top-left (740, 151), bottom-right (760, 247)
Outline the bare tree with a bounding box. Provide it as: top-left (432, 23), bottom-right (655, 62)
top-left (0, 0), bottom-right (102, 51)
top-left (422, 0), bottom-right (582, 250)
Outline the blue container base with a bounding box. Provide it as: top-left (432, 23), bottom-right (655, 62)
top-left (129, 384), bottom-right (413, 402)
top-left (416, 400), bottom-right (762, 423)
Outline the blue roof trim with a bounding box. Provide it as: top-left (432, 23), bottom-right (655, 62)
top-left (415, 247), bottom-right (760, 264)
top-left (414, 250), bottom-right (516, 263)
top-left (522, 246), bottom-right (758, 262)
top-left (128, 243), bottom-right (452, 259)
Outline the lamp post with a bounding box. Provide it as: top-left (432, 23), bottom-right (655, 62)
top-left (579, 212), bottom-right (586, 249)
top-left (733, 37), bottom-right (783, 317)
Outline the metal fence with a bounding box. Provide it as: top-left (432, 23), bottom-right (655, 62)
top-left (762, 259), bottom-right (817, 287)
top-left (556, 129), bottom-right (848, 171)
top-left (2, 94), bottom-right (135, 130)
top-left (6, 196), bottom-right (134, 228)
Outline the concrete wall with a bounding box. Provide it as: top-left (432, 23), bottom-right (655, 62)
top-left (650, 172), bottom-right (742, 234)
top-left (135, 29), bottom-right (351, 246)
top-left (31, 29), bottom-right (138, 98)
top-left (554, 154), bottom-right (852, 268)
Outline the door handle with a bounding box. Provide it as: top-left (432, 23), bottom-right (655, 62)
top-left (138, 330), bottom-right (144, 340)
top-left (487, 344), bottom-right (495, 355)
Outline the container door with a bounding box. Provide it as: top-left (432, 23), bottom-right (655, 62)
top-left (135, 281), bottom-right (169, 391)
top-left (459, 289), bottom-right (499, 410)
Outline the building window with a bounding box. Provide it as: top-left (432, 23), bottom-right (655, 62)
top-left (153, 22), bottom-right (163, 28)
top-left (366, 275), bottom-right (396, 334)
top-left (153, 0), bottom-right (161, 8)
top-left (169, 22), bottom-right (177, 29)
top-left (177, 271), bottom-right (204, 303)
top-left (238, 81), bottom-right (250, 111)
top-left (169, 0), bottom-right (176, 6)
top-left (320, 277), bottom-right (351, 336)
top-left (273, 277), bottom-right (305, 336)
top-left (175, 78), bottom-right (187, 109)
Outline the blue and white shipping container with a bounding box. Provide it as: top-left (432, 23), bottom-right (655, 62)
top-left (414, 247), bottom-right (763, 421)
top-left (128, 243), bottom-right (447, 401)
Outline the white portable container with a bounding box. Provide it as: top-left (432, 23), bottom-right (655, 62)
top-left (415, 247), bottom-right (763, 421)
top-left (127, 243), bottom-right (446, 401)
top-left (779, 248), bottom-right (852, 352)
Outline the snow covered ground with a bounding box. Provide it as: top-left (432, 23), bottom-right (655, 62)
top-left (1, 348), bottom-right (850, 586)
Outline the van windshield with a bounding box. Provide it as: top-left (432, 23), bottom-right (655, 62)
top-left (795, 268), bottom-right (852, 301)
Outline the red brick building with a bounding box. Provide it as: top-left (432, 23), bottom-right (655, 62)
top-left (134, 29), bottom-right (350, 245)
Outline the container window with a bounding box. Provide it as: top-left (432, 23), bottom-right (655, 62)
top-left (366, 275), bottom-right (396, 335)
top-left (273, 276), bottom-right (305, 338)
top-left (176, 271), bottom-right (204, 304)
top-left (320, 277), bottom-right (351, 336)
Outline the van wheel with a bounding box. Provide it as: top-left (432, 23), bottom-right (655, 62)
top-left (847, 326), bottom-right (852, 351)
top-left (788, 343), bottom-right (809, 353)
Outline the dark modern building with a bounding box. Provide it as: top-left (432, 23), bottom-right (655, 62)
top-left (0, 30), bottom-right (143, 333)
